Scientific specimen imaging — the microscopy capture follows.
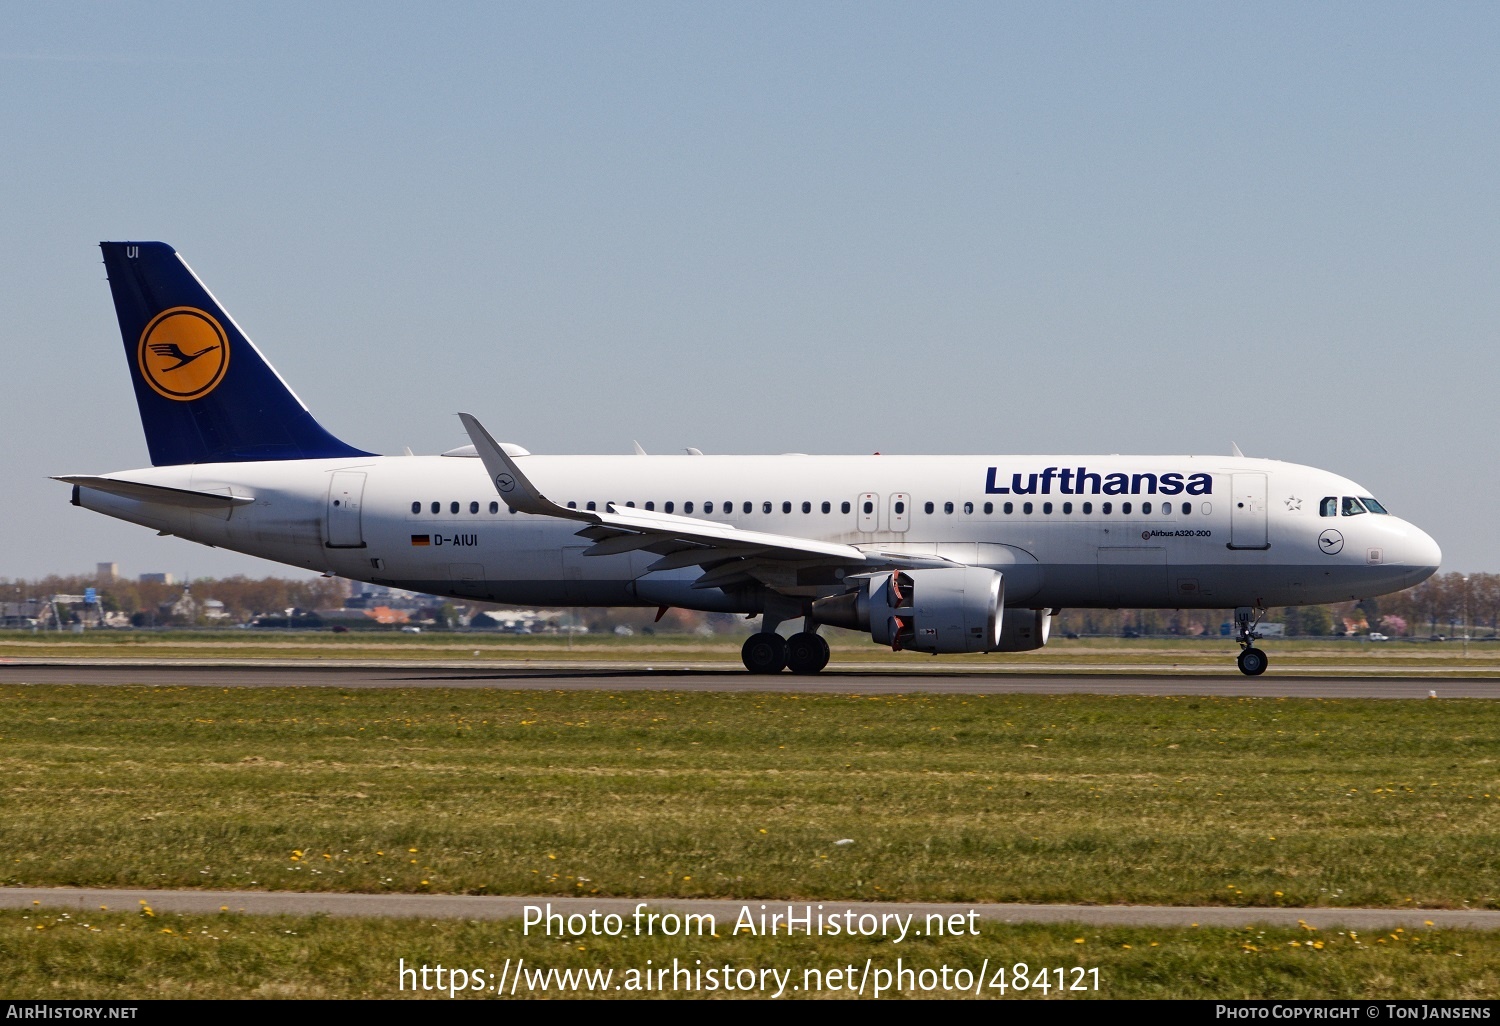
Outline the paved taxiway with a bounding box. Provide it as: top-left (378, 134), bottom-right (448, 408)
top-left (1, 661), bottom-right (1498, 698)
top-left (6, 887), bottom-right (1498, 931)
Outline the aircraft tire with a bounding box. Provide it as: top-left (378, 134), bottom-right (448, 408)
top-left (785, 632), bottom-right (831, 675)
top-left (1237, 648), bottom-right (1269, 676)
top-left (742, 632), bottom-right (787, 674)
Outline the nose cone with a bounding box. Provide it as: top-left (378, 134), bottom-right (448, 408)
top-left (1401, 523), bottom-right (1442, 585)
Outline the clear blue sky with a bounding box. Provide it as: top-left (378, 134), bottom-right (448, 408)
top-left (4, 2), bottom-right (1497, 580)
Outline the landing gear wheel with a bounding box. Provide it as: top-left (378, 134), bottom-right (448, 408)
top-left (1237, 647), bottom-right (1269, 676)
top-left (741, 632), bottom-right (787, 674)
top-left (785, 632), bottom-right (831, 675)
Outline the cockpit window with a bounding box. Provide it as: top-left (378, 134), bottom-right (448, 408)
top-left (1341, 496), bottom-right (1367, 516)
top-left (1361, 497), bottom-right (1388, 514)
top-left (1320, 497), bottom-right (1337, 517)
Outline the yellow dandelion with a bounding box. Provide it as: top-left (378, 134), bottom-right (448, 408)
top-left (1074, 937), bottom-right (1085, 944)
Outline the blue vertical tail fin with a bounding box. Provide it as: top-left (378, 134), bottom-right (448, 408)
top-left (100, 241), bottom-right (373, 466)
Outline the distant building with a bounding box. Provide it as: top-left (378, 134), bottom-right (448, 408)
top-left (139, 573), bottom-right (175, 585)
top-left (96, 563), bottom-right (118, 582)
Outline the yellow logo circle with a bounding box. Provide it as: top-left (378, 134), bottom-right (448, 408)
top-left (137, 307), bottom-right (230, 401)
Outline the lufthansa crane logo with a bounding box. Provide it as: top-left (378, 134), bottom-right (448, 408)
top-left (137, 307), bottom-right (230, 401)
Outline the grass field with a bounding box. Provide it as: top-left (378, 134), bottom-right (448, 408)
top-left (4, 907), bottom-right (1497, 999)
top-left (3, 629), bottom-right (1500, 672)
top-left (3, 684), bottom-right (1498, 909)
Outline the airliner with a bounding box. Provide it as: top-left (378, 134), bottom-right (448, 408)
top-left (59, 242), bottom-right (1442, 676)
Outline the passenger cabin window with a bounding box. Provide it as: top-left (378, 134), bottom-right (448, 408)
top-left (1141, 501), bottom-right (1152, 515)
top-left (1004, 502), bottom-right (1013, 514)
top-left (1023, 501), bottom-right (1033, 514)
top-left (895, 500), bottom-right (906, 514)
top-left (645, 501), bottom-right (655, 511)
top-left (782, 501), bottom-right (792, 514)
top-left (763, 501), bottom-right (772, 514)
top-left (665, 501), bottom-right (674, 513)
top-left (430, 501), bottom-right (440, 515)
top-left (744, 501), bottom-right (752, 514)
top-left (704, 501), bottom-right (714, 514)
top-left (1341, 496), bottom-right (1366, 517)
top-left (924, 501), bottom-right (934, 514)
top-left (470, 501), bottom-right (479, 514)
top-left (1062, 502), bottom-right (1072, 514)
top-left (450, 501), bottom-right (460, 514)
top-left (490, 501), bottom-right (499, 514)
top-left (1082, 501), bottom-right (1093, 514)
top-left (1122, 502), bottom-right (1132, 515)
top-left (684, 501), bottom-right (694, 514)
top-left (1102, 502), bottom-right (1112, 515)
top-left (1320, 497), bottom-right (1338, 517)
top-left (586, 501), bottom-right (597, 511)
top-left (983, 502), bottom-right (992, 514)
top-left (841, 501), bottom-right (851, 514)
top-left (821, 501), bottom-right (831, 514)
top-left (801, 501), bottom-right (812, 513)
top-left (1042, 502), bottom-right (1053, 514)
top-left (944, 501), bottom-right (954, 514)
top-left (411, 501), bottom-right (421, 514)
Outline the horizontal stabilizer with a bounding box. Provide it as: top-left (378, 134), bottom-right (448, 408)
top-left (54, 475), bottom-right (254, 509)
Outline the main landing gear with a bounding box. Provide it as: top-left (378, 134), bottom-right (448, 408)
top-left (741, 616), bottom-right (831, 675)
top-left (1234, 606), bottom-right (1268, 676)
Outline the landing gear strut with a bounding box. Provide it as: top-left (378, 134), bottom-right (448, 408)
top-left (1233, 606), bottom-right (1268, 676)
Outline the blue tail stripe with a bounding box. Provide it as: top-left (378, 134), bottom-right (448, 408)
top-left (100, 241), bottom-right (373, 466)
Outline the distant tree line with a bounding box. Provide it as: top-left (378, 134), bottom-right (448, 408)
top-left (0, 574), bottom-right (348, 627)
top-left (2, 571), bottom-right (1495, 637)
top-left (1056, 572), bottom-right (1497, 638)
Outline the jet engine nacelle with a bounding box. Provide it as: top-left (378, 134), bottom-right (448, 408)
top-left (810, 566), bottom-right (1004, 654)
top-left (991, 608), bottom-right (1053, 652)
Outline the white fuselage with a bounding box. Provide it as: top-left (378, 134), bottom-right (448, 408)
top-left (73, 452), bottom-right (1441, 614)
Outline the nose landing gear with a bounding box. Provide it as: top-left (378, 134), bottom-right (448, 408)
top-left (1234, 606), bottom-right (1268, 676)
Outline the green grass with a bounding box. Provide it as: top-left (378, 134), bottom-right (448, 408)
top-left (4, 907), bottom-right (1496, 999)
top-left (3, 629), bottom-right (1499, 671)
top-left (2, 685), bottom-right (1498, 908)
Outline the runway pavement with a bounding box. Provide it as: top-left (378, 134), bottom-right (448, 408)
top-left (1, 660), bottom-right (1499, 697)
top-left (6, 887), bottom-right (1498, 930)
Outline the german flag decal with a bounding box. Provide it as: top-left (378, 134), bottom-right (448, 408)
top-left (410, 535), bottom-right (431, 546)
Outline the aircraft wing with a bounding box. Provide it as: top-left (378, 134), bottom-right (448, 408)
top-left (458, 414), bottom-right (959, 581)
top-left (53, 475), bottom-right (255, 509)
